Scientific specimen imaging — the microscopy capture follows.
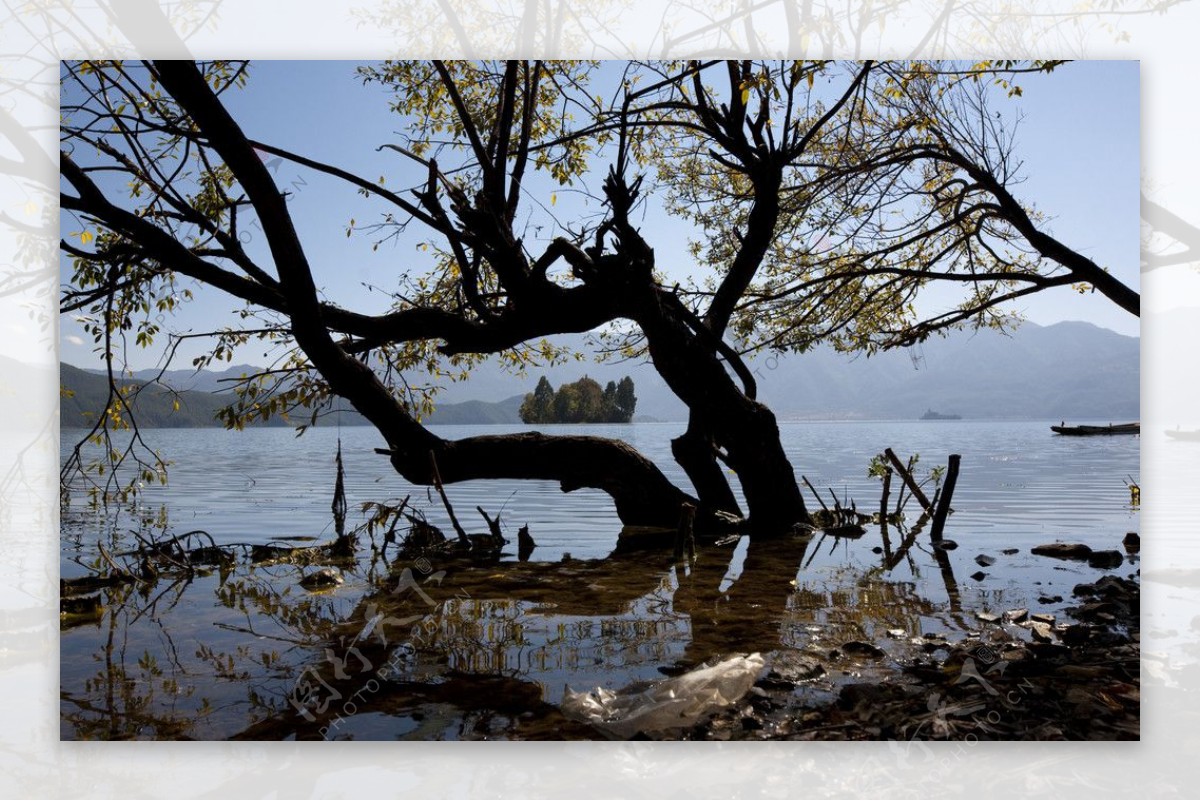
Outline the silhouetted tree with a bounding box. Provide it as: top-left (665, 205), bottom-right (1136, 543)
top-left (60, 60), bottom-right (1136, 534)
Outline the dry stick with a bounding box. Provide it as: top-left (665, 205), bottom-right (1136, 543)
top-left (885, 448), bottom-right (933, 514)
top-left (928, 454), bottom-right (961, 545)
top-left (893, 480), bottom-right (908, 516)
top-left (801, 475), bottom-right (831, 514)
top-left (879, 467), bottom-right (893, 560)
top-left (827, 488), bottom-right (843, 516)
top-left (476, 506), bottom-right (504, 541)
top-left (96, 541), bottom-right (130, 578)
top-left (428, 451), bottom-right (470, 545)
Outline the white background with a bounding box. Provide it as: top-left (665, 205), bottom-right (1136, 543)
top-left (2, 1), bottom-right (1198, 797)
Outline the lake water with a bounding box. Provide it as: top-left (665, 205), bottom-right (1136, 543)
top-left (59, 420), bottom-right (1141, 740)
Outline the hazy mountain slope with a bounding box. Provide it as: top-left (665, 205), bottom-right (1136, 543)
top-left (423, 395), bottom-right (525, 425)
top-left (60, 363), bottom-right (291, 428)
top-left (60, 319), bottom-right (1139, 425)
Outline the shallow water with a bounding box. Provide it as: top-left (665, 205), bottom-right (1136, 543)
top-left (59, 420), bottom-right (1140, 740)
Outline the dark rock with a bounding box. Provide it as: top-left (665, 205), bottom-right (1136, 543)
top-left (1001, 548), bottom-right (1020, 555)
top-left (934, 540), bottom-right (958, 551)
top-left (871, 546), bottom-right (883, 554)
top-left (970, 571), bottom-right (988, 581)
top-left (1029, 621), bottom-right (1054, 642)
top-left (1123, 532), bottom-right (1140, 553)
top-left (1032, 543), bottom-right (1093, 560)
top-left (1088, 550), bottom-right (1125, 569)
top-left (1077, 601), bottom-right (1119, 619)
top-left (1061, 626), bottom-right (1091, 646)
top-left (60, 595), bottom-right (102, 616)
top-left (299, 568), bottom-right (343, 590)
top-left (1038, 595), bottom-right (1064, 604)
top-left (741, 715), bottom-right (763, 731)
top-left (975, 554), bottom-right (996, 567)
top-left (842, 641), bottom-right (886, 659)
top-left (1028, 642), bottom-right (1070, 661)
top-left (769, 653), bottom-right (825, 682)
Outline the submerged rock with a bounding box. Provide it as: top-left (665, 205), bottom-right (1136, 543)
top-left (1031, 542), bottom-right (1093, 560)
top-left (1088, 550), bottom-right (1125, 569)
top-left (842, 641), bottom-right (886, 659)
top-left (975, 554), bottom-right (996, 567)
top-left (299, 568), bottom-right (344, 590)
top-left (769, 652), bottom-right (825, 682)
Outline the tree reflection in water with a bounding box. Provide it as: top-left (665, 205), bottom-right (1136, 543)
top-left (61, 514), bottom-right (963, 740)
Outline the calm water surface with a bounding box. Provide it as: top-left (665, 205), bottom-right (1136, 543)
top-left (60, 420), bottom-right (1140, 739)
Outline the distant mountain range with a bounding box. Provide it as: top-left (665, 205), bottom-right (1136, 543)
top-left (57, 319), bottom-right (1139, 428)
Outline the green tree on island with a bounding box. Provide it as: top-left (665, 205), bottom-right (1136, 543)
top-left (520, 376), bottom-right (636, 423)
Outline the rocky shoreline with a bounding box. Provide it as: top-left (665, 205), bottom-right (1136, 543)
top-left (683, 569), bottom-right (1140, 741)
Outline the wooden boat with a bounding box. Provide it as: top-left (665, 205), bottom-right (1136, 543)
top-left (1050, 422), bottom-right (1139, 436)
top-left (1165, 428), bottom-right (1200, 441)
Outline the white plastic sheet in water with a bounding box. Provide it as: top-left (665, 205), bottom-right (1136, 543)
top-left (561, 653), bottom-right (766, 737)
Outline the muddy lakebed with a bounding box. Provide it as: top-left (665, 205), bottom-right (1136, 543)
top-left (60, 421), bottom-right (1140, 740)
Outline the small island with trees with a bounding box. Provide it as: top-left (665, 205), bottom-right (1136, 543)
top-left (519, 376), bottom-right (636, 424)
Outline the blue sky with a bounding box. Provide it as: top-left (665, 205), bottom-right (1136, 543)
top-left (59, 60), bottom-right (1141, 372)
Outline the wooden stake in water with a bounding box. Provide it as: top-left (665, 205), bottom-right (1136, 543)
top-left (928, 454), bottom-right (961, 544)
top-left (332, 437), bottom-right (347, 538)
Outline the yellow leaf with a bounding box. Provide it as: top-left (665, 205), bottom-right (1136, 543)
top-left (551, 193), bottom-right (557, 206)
top-left (172, 399), bottom-right (180, 412)
top-left (740, 86), bottom-right (750, 105)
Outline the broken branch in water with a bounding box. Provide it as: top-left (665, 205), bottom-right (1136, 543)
top-left (429, 451), bottom-right (469, 545)
top-left (885, 447), bottom-right (933, 514)
top-left (801, 475), bottom-right (830, 514)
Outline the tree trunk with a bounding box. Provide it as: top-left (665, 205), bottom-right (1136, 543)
top-left (384, 431), bottom-right (696, 529)
top-left (671, 416), bottom-right (743, 519)
top-left (637, 289), bottom-right (808, 535)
